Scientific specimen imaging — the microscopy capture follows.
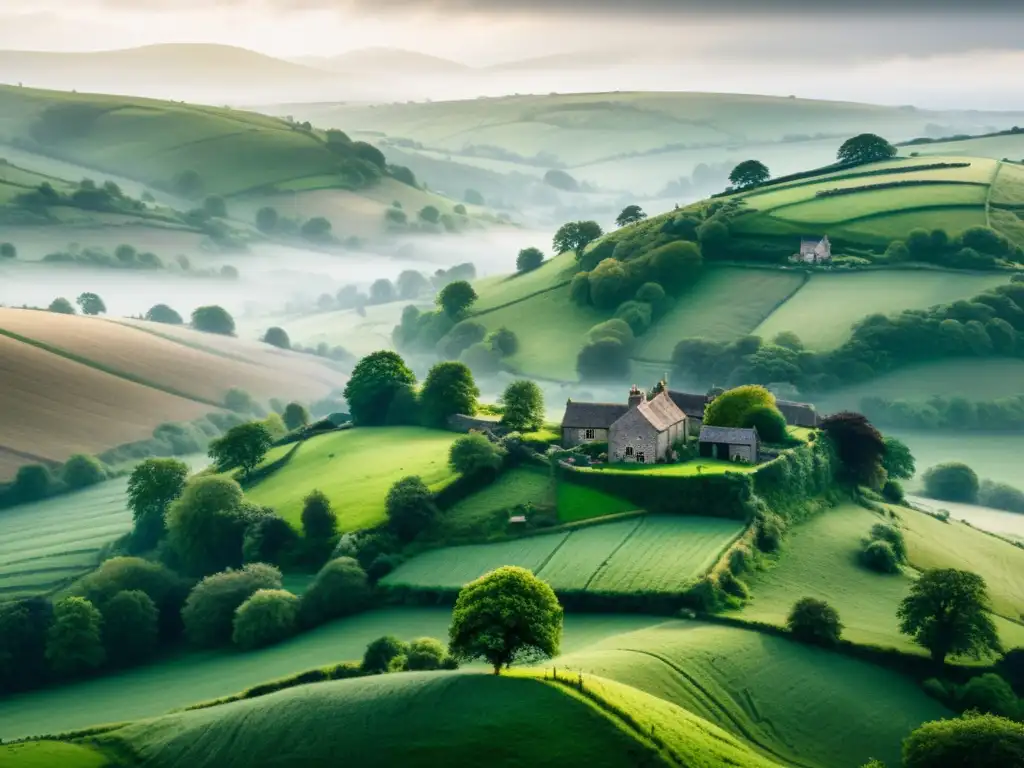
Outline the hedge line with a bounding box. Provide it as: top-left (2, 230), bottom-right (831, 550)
top-left (814, 178), bottom-right (982, 198)
top-left (184, 661), bottom-right (365, 711)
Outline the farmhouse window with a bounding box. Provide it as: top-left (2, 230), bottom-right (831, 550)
top-left (625, 446), bottom-right (634, 457)
top-left (584, 428), bottom-right (595, 440)
top-left (637, 452), bottom-right (646, 464)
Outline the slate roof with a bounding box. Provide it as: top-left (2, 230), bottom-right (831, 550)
top-left (636, 390), bottom-right (687, 431)
top-left (776, 399), bottom-right (820, 427)
top-left (667, 390), bottom-right (708, 418)
top-left (699, 426), bottom-right (759, 445)
top-left (561, 401), bottom-right (629, 429)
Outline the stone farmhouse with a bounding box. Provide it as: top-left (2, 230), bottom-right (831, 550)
top-left (561, 385), bottom-right (687, 463)
top-left (793, 235), bottom-right (832, 264)
top-left (698, 426), bottom-right (760, 463)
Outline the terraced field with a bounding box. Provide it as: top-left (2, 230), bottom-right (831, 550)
top-left (382, 514), bottom-right (743, 593)
top-left (753, 270), bottom-right (1011, 351)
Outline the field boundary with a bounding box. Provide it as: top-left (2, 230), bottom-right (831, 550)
top-left (106, 319), bottom-right (264, 367)
top-left (578, 518), bottom-right (644, 591)
top-left (0, 327), bottom-right (223, 408)
top-left (471, 279), bottom-right (573, 318)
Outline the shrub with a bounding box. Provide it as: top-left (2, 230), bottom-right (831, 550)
top-left (282, 402), bottom-right (310, 431)
top-left (577, 339), bottom-right (630, 381)
top-left (362, 635), bottom-right (407, 674)
top-left (145, 304), bottom-right (184, 325)
top-left (436, 320), bottom-right (487, 359)
top-left (756, 514), bottom-right (784, 552)
top-left (902, 713), bottom-right (1024, 768)
top-left (223, 388), bottom-right (257, 414)
top-left (957, 673), bottom-right (1020, 718)
top-left (13, 464), bottom-right (52, 502)
top-left (406, 637), bottom-right (448, 671)
top-left (787, 597), bottom-right (843, 646)
top-left (923, 462), bottom-right (980, 503)
top-left (45, 597), bottom-right (105, 678)
top-left (741, 405), bottom-right (787, 443)
top-left (48, 297), bottom-right (75, 314)
top-left (882, 480), bottom-right (906, 503)
top-left (61, 454), bottom-right (106, 489)
top-left (869, 523), bottom-right (907, 562)
top-left (588, 258), bottom-right (630, 309)
top-left (299, 557), bottom-right (371, 628)
top-left (614, 300), bottom-right (653, 335)
top-left (100, 590), bottom-right (159, 665)
top-left (717, 570), bottom-right (749, 600)
top-left (73, 557), bottom-right (185, 638)
top-left (569, 272), bottom-right (591, 305)
top-left (449, 433), bottom-right (506, 476)
top-left (386, 476), bottom-right (438, 541)
top-left (182, 563), bottom-right (282, 648)
top-left (728, 544), bottom-right (753, 575)
top-left (516, 247), bottom-right (544, 273)
top-left (861, 539), bottom-right (900, 573)
top-left (301, 216), bottom-right (333, 241)
top-left (262, 327), bottom-right (291, 349)
top-left (191, 305), bottom-right (235, 335)
top-left (635, 281), bottom-right (666, 307)
top-left (487, 327), bottom-right (518, 357)
top-left (648, 240), bottom-right (704, 293)
top-left (243, 515), bottom-right (299, 565)
top-left (232, 589), bottom-right (299, 650)
top-left (704, 385), bottom-right (776, 428)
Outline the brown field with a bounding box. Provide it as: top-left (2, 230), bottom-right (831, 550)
top-left (113, 318), bottom-right (345, 397)
top-left (0, 309), bottom-right (340, 404)
top-left (0, 333), bottom-right (212, 475)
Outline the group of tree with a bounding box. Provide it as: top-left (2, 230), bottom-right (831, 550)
top-left (671, 281), bottom-right (1024, 395)
top-left (701, 384), bottom-right (789, 443)
top-left (860, 393), bottom-right (1024, 433)
top-left (15, 178), bottom-right (147, 216)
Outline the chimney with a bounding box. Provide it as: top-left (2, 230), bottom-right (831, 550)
top-left (628, 385), bottom-right (645, 409)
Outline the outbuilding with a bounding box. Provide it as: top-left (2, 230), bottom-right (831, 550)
top-left (698, 426), bottom-right (760, 463)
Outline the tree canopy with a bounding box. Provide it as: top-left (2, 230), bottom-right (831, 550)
top-left (343, 351), bottom-right (417, 426)
top-left (145, 304), bottom-right (183, 325)
top-left (191, 305), bottom-right (235, 336)
top-left (208, 422), bottom-right (273, 476)
top-left (500, 380), bottom-right (545, 432)
top-left (448, 566), bottom-right (563, 675)
top-left (902, 713), bottom-right (1024, 768)
top-left (449, 433), bottom-right (506, 476)
top-left (385, 476), bottom-right (437, 541)
top-left (615, 205), bottom-right (647, 227)
top-left (420, 361), bottom-right (479, 427)
top-left (552, 220), bottom-right (603, 259)
top-left (923, 462), bottom-right (979, 503)
top-left (882, 437), bottom-right (916, 480)
top-left (262, 326), bottom-right (290, 350)
top-left (728, 160), bottom-right (770, 189)
top-left (897, 568), bottom-right (1002, 664)
top-left (45, 597), bottom-right (105, 678)
top-left (837, 133), bottom-right (897, 165)
top-left (436, 280), bottom-right (478, 319)
top-left (282, 402), bottom-right (310, 431)
top-left (48, 297), bottom-right (75, 314)
top-left (76, 292), bottom-right (106, 316)
top-left (516, 247), bottom-right (545, 273)
top-left (703, 385), bottom-right (776, 428)
top-left (301, 489), bottom-right (338, 542)
top-left (819, 411), bottom-right (887, 488)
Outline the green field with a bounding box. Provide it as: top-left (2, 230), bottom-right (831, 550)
top-left (382, 514), bottom-right (742, 593)
top-left (0, 454), bottom-right (206, 600)
top-left (906, 133), bottom-right (1024, 162)
top-left (557, 620), bottom-right (950, 768)
top-left (242, 427), bottom-right (460, 530)
top-left (906, 495), bottom-right (1024, 545)
top-left (0, 741), bottom-right (109, 768)
top-left (438, 466), bottom-right (553, 535)
top-left (740, 502), bottom-right (1024, 650)
top-left (556, 483), bottom-right (637, 523)
top-left (0, 606), bottom-right (661, 740)
top-left (753, 271), bottom-right (1012, 351)
top-left (579, 459), bottom-right (758, 477)
top-left (473, 252), bottom-right (577, 311)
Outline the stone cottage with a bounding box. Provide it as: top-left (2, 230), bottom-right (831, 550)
top-left (698, 426), bottom-right (760, 463)
top-left (561, 385), bottom-right (687, 463)
top-left (795, 235), bottom-right (832, 263)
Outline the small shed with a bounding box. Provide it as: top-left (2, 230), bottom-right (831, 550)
top-left (698, 426), bottom-right (760, 463)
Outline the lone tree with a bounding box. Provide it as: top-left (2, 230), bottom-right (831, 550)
top-left (419, 361), bottom-right (479, 428)
top-left (437, 280), bottom-right (478, 319)
top-left (516, 247), bottom-right (545, 273)
top-left (787, 597), bottom-right (843, 647)
top-left (923, 462), bottom-right (979, 503)
top-left (448, 566), bottom-right (563, 675)
top-left (615, 205), bottom-right (647, 227)
top-left (145, 304), bottom-right (183, 325)
top-left (385, 476), bottom-right (437, 541)
top-left (901, 713), bottom-right (1024, 768)
top-left (499, 379), bottom-right (545, 432)
top-left (343, 351), bottom-right (417, 426)
top-left (282, 402), bottom-right (310, 431)
top-left (837, 133), bottom-right (897, 165)
top-left (552, 220), bottom-right (603, 260)
top-left (262, 326), bottom-right (291, 350)
top-left (48, 297), bottom-right (75, 315)
top-left (897, 568), bottom-right (1002, 665)
top-left (165, 475), bottom-right (246, 575)
top-left (76, 292), bottom-right (106, 316)
top-left (728, 160), bottom-right (770, 189)
top-left (191, 305), bottom-right (235, 336)
top-left (127, 458), bottom-right (189, 551)
top-left (208, 422), bottom-right (273, 476)
top-left (203, 195), bottom-right (227, 218)
top-left (819, 411), bottom-right (887, 488)
top-left (301, 489), bottom-right (338, 542)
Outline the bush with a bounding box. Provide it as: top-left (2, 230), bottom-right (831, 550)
top-left (717, 570), bottom-right (749, 600)
top-left (635, 281), bottom-right (666, 307)
top-left (282, 402), bottom-right (310, 431)
top-left (223, 388), bottom-right (258, 414)
top-left (516, 247), bottom-right (544, 273)
top-left (861, 539), bottom-right (901, 574)
top-left (73, 557), bottom-right (185, 638)
top-left (262, 327), bottom-right (291, 350)
top-left (577, 339), bottom-right (630, 381)
top-left (386, 476), bottom-right (438, 541)
top-left (12, 464), bottom-right (53, 502)
top-left (362, 635), bottom-right (407, 674)
top-left (299, 557), bottom-right (371, 627)
top-left (232, 589), bottom-right (299, 650)
top-left (923, 462), bottom-right (980, 503)
top-left (902, 713), bottom-right (1024, 768)
top-left (61, 454), bottom-right (106, 490)
top-left (727, 544), bottom-right (753, 575)
top-left (648, 240), bottom-right (704, 292)
top-left (405, 637), bottom-right (448, 671)
top-left (869, 523), bottom-right (907, 562)
top-left (182, 564), bottom-right (283, 648)
top-left (449, 433), bottom-right (506, 476)
top-left (614, 300), bottom-right (653, 335)
top-left (569, 272), bottom-right (591, 305)
top-left (704, 385), bottom-right (776, 428)
top-left (741, 405), bottom-right (787, 443)
top-left (588, 258), bottom-right (630, 309)
top-left (957, 673), bottom-right (1020, 718)
top-left (191, 305), bottom-right (235, 335)
top-left (48, 297), bottom-right (75, 314)
top-left (756, 514), bottom-right (784, 553)
top-left (787, 597), bottom-right (843, 646)
top-left (145, 304), bottom-right (184, 325)
top-left (882, 479), bottom-right (906, 503)
top-left (243, 515), bottom-right (299, 565)
top-left (100, 590), bottom-right (159, 666)
top-left (487, 327), bottom-right (518, 357)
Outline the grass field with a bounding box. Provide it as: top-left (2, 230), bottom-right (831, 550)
top-left (906, 133), bottom-right (1024, 162)
top-left (0, 607), bottom-right (664, 740)
top-left (907, 495), bottom-right (1024, 544)
top-left (753, 271), bottom-right (1012, 351)
top-left (0, 742), bottom-right (109, 768)
top-left (557, 620), bottom-right (950, 768)
top-left (382, 514), bottom-right (743, 593)
top-left (740, 501), bottom-right (1024, 650)
top-left (0, 454), bottom-right (207, 600)
top-left (438, 466), bottom-right (553, 535)
top-left (241, 427), bottom-right (460, 530)
top-left (556, 483), bottom-right (637, 522)
top-left (472, 252), bottom-right (578, 311)
top-left (580, 459), bottom-right (758, 477)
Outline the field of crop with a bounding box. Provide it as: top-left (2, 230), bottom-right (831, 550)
top-left (383, 514), bottom-right (742, 593)
top-left (753, 271), bottom-right (1011, 351)
top-left (556, 483), bottom-right (636, 523)
top-left (0, 607), bottom-right (662, 740)
top-left (634, 268), bottom-right (806, 362)
top-left (558, 620), bottom-right (950, 768)
top-left (991, 161), bottom-right (1024, 206)
top-left (740, 502), bottom-right (1024, 650)
top-left (242, 427), bottom-right (460, 530)
top-left (439, 466), bottom-right (553, 534)
top-left (0, 454), bottom-right (207, 600)
top-left (0, 332), bottom-right (212, 474)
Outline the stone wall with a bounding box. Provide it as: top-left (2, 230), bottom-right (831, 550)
top-left (562, 426), bottom-right (609, 448)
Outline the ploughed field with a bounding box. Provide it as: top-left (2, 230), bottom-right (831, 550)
top-left (382, 514), bottom-right (743, 593)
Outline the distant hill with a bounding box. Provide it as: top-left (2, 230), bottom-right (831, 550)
top-left (0, 44), bottom-right (340, 102)
top-left (297, 47), bottom-right (470, 75)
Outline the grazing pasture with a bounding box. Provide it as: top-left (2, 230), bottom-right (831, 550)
top-left (555, 483), bottom-right (637, 522)
top-left (241, 427), bottom-right (460, 530)
top-left (559, 620), bottom-right (950, 768)
top-left (438, 466), bottom-right (553, 535)
top-left (0, 333), bottom-right (211, 473)
top-left (382, 514), bottom-right (743, 592)
top-left (0, 742), bottom-right (109, 768)
top-left (472, 252), bottom-right (577, 311)
top-left (0, 608), bottom-right (663, 740)
top-left (753, 271), bottom-right (1011, 351)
